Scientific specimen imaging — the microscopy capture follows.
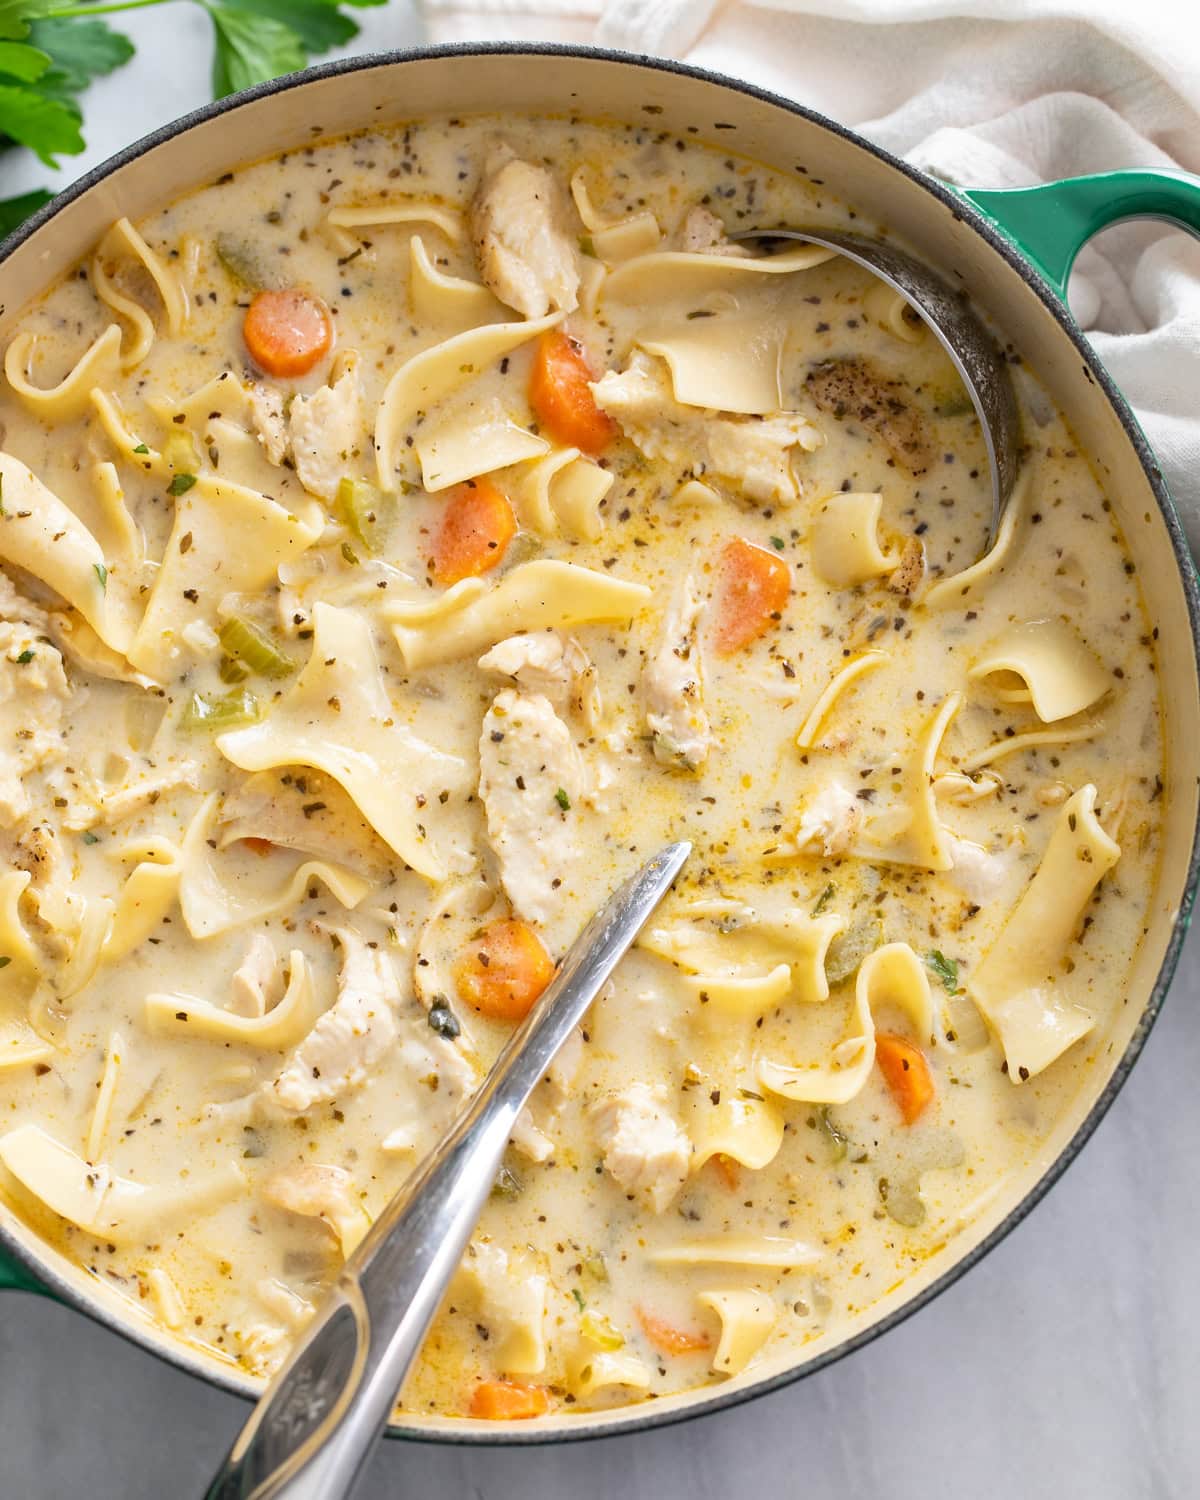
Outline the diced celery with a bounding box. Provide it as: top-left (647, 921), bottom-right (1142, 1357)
top-left (183, 687), bottom-right (261, 733)
top-left (218, 615), bottom-right (295, 679)
top-left (337, 477), bottom-right (396, 556)
top-left (215, 234), bottom-right (269, 290)
top-left (580, 1310), bottom-right (624, 1351)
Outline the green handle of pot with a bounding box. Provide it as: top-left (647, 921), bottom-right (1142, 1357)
top-left (0, 1242), bottom-right (49, 1296)
top-left (961, 169), bottom-right (1200, 303)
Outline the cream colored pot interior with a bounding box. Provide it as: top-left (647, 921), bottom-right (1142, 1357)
top-left (0, 50), bottom-right (1195, 1438)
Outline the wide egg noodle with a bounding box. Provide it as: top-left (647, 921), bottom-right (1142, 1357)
top-left (374, 311), bottom-right (562, 490)
top-left (415, 394), bottom-right (548, 492)
top-left (968, 618), bottom-right (1110, 723)
top-left (385, 559), bottom-right (650, 670)
top-left (454, 1240), bottom-right (547, 1376)
top-left (179, 792), bottom-right (372, 939)
top-left (969, 784), bottom-right (1119, 1080)
top-left (569, 169), bottom-right (661, 263)
top-left (216, 603), bottom-right (469, 881)
top-left (0, 1121), bottom-right (243, 1245)
top-left (0, 452), bottom-right (137, 655)
top-left (757, 941), bottom-right (935, 1105)
top-left (647, 1235), bottom-right (821, 1268)
top-left (408, 235), bottom-right (507, 333)
top-left (513, 447), bottom-right (613, 541)
top-left (810, 492), bottom-right (899, 588)
top-left (323, 199), bottom-right (464, 258)
top-left (125, 472), bottom-right (323, 679)
top-left (3, 323), bottom-right (123, 421)
top-left (101, 837), bottom-right (184, 965)
top-left (852, 692), bottom-right (961, 870)
top-left (601, 242), bottom-right (837, 302)
top-left (145, 950), bottom-right (321, 1049)
top-left (91, 216), bottom-right (190, 368)
top-left (795, 650), bottom-right (889, 750)
top-left (959, 717), bottom-right (1104, 773)
top-left (696, 1289), bottom-right (777, 1377)
top-left (924, 470), bottom-right (1030, 610)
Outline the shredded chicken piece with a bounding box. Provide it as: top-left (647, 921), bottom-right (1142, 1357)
top-left (470, 146), bottom-right (580, 317)
top-left (591, 352), bottom-right (820, 505)
top-left (591, 1085), bottom-right (691, 1213)
top-left (889, 535), bottom-right (926, 595)
top-left (478, 689), bottom-right (587, 927)
top-left (0, 620), bottom-right (71, 828)
top-left (679, 205), bottom-right (741, 256)
top-left (262, 1162), bottom-right (370, 1257)
top-left (288, 353), bottom-right (363, 502)
top-left (230, 934), bottom-right (283, 1018)
top-left (643, 574), bottom-right (711, 771)
top-left (246, 382), bottom-right (289, 466)
top-left (479, 632), bottom-right (600, 725)
top-left (269, 930), bottom-right (399, 1112)
top-left (793, 780), bottom-right (861, 857)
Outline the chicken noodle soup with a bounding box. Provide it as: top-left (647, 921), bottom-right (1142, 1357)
top-left (0, 115), bottom-right (1162, 1419)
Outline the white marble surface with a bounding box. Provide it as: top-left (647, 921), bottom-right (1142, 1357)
top-left (2, 9), bottom-right (1199, 1497)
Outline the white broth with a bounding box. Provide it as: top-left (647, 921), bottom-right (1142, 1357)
top-left (0, 114), bottom-right (1162, 1421)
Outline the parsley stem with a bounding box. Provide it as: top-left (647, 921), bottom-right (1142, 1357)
top-left (42, 0), bottom-right (172, 16)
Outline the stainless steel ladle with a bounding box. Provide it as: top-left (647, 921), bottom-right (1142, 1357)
top-left (732, 228), bottom-right (1022, 546)
top-left (204, 841), bottom-right (691, 1500)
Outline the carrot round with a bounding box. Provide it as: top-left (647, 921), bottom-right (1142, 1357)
top-left (243, 288), bottom-right (333, 378)
top-left (432, 477), bottom-right (518, 585)
top-left (636, 1306), bottom-right (711, 1356)
top-left (455, 918), bottom-right (555, 1023)
top-left (875, 1031), bottom-right (935, 1124)
top-left (469, 1379), bottom-right (551, 1420)
top-left (712, 536), bottom-right (790, 655)
top-left (529, 330), bottom-right (616, 455)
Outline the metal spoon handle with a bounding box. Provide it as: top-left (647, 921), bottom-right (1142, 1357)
top-left (204, 841), bottom-right (691, 1500)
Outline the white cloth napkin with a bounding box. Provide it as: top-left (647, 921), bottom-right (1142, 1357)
top-left (420, 0), bottom-right (1200, 553)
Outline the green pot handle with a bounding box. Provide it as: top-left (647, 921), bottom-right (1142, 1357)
top-left (961, 168), bottom-right (1200, 303)
top-left (0, 1241), bottom-right (49, 1296)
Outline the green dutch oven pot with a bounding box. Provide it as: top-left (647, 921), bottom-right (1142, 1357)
top-left (1, 44), bottom-right (1199, 1445)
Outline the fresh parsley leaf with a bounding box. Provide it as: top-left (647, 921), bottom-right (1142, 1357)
top-left (0, 40), bottom-right (48, 82)
top-left (0, 1), bottom-right (59, 43)
top-left (924, 949), bottom-right (958, 994)
top-left (93, 562), bottom-right (107, 591)
top-left (168, 472), bottom-right (198, 495)
top-left (0, 186), bottom-right (50, 236)
top-left (203, 3), bottom-right (305, 99)
top-left (0, 79), bottom-right (83, 164)
top-left (571, 1288), bottom-right (586, 1313)
top-left (213, 0), bottom-right (365, 53)
top-left (81, 829), bottom-right (100, 844)
top-left (770, 535), bottom-right (785, 550)
top-left (27, 18), bottom-right (135, 96)
top-left (132, 442), bottom-right (149, 455)
top-left (554, 786), bottom-right (571, 811)
top-left (14, 648), bottom-right (33, 663)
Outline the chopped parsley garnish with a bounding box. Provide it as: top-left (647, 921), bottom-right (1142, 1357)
top-left (770, 536), bottom-right (785, 550)
top-left (81, 830), bottom-right (100, 845)
top-left (428, 1001), bottom-right (461, 1040)
top-left (167, 472), bottom-right (198, 496)
top-left (93, 563), bottom-right (107, 591)
top-left (132, 443), bottom-right (150, 455)
top-left (555, 787), bottom-right (571, 811)
top-left (811, 882), bottom-right (836, 916)
top-left (925, 949), bottom-right (959, 994)
top-left (15, 649), bottom-right (34, 664)
top-left (0, 957), bottom-right (10, 970)
top-left (571, 1288), bottom-right (586, 1312)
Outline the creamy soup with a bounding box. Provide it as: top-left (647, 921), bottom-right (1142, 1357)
top-left (0, 115), bottom-right (1162, 1422)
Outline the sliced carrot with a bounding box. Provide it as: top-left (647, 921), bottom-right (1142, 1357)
top-left (469, 1379), bottom-right (552, 1421)
top-left (431, 476), bottom-right (518, 585)
top-left (528, 330), bottom-right (616, 455)
top-left (243, 288), bottom-right (333, 378)
top-left (712, 536), bottom-right (790, 655)
top-left (636, 1306), bottom-right (711, 1356)
top-left (455, 918), bottom-right (555, 1023)
top-left (875, 1031), bottom-right (935, 1124)
top-left (239, 837), bottom-right (273, 858)
top-left (711, 1153), bottom-right (740, 1191)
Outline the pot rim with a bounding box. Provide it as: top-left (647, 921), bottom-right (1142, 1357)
top-left (1, 39), bottom-right (1197, 1448)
